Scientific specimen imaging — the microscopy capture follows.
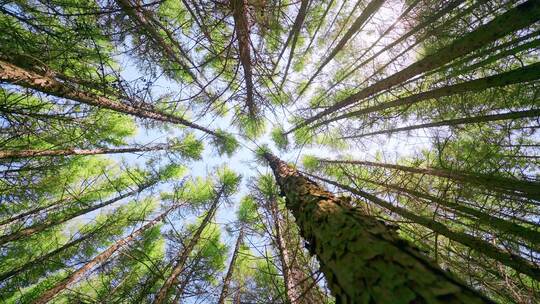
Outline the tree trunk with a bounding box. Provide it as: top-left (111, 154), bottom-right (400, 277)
top-left (0, 224), bottom-right (104, 282)
top-left (299, 0), bottom-right (385, 95)
top-left (153, 190), bottom-right (222, 304)
top-left (231, 0), bottom-right (256, 117)
top-left (0, 181), bottom-right (156, 246)
top-left (267, 199), bottom-right (303, 304)
top-left (217, 227), bottom-right (245, 304)
top-left (287, 0), bottom-right (540, 134)
top-left (0, 144), bottom-right (170, 159)
top-left (310, 173), bottom-right (540, 281)
top-left (32, 205), bottom-right (178, 304)
top-left (263, 152), bottom-right (492, 303)
top-left (0, 60), bottom-right (218, 137)
top-left (340, 109), bottom-right (540, 139)
top-left (115, 0), bottom-right (203, 87)
top-left (315, 158), bottom-right (540, 201)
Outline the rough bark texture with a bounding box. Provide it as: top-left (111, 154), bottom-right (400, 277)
top-left (287, 0), bottom-right (540, 133)
top-left (0, 60), bottom-right (218, 136)
top-left (153, 190), bottom-right (221, 304)
top-left (309, 173), bottom-right (540, 281)
top-left (33, 205), bottom-right (177, 304)
top-left (231, 0), bottom-right (256, 117)
top-left (217, 227), bottom-right (244, 304)
top-left (263, 152), bottom-right (492, 303)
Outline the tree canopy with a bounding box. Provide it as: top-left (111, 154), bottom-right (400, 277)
top-left (1, 0), bottom-right (539, 303)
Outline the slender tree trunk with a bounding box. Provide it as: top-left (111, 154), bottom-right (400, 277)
top-left (304, 170), bottom-right (540, 247)
top-left (267, 199), bottom-right (303, 304)
top-left (310, 173), bottom-right (540, 281)
top-left (262, 152), bottom-right (493, 302)
top-left (299, 0), bottom-right (385, 95)
top-left (0, 60), bottom-right (218, 137)
top-left (217, 227), bottom-right (245, 304)
top-left (340, 109), bottom-right (540, 139)
top-left (153, 190), bottom-right (222, 304)
top-left (315, 158), bottom-right (540, 201)
top-left (0, 223), bottom-right (105, 282)
top-left (0, 144), bottom-right (170, 159)
top-left (32, 205), bottom-right (178, 304)
top-left (115, 0), bottom-right (203, 86)
top-left (0, 181), bottom-right (156, 246)
top-left (301, 0), bottom-right (335, 55)
top-left (287, 0), bottom-right (540, 133)
top-left (0, 197), bottom-right (71, 227)
top-left (231, 0), bottom-right (256, 117)
top-left (273, 0), bottom-right (310, 71)
top-left (279, 0), bottom-right (311, 90)
top-left (316, 62), bottom-right (540, 127)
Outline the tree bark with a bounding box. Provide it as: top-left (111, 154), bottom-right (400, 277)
top-left (310, 173), bottom-right (540, 281)
top-left (32, 205), bottom-right (178, 304)
top-left (231, 0), bottom-right (256, 117)
top-left (0, 144), bottom-right (170, 159)
top-left (263, 152), bottom-right (493, 303)
top-left (304, 170), bottom-right (540, 248)
top-left (153, 189), bottom-right (222, 304)
top-left (0, 60), bottom-right (219, 137)
top-left (217, 227), bottom-right (244, 304)
top-left (287, 0), bottom-right (540, 134)
top-left (339, 109), bottom-right (540, 140)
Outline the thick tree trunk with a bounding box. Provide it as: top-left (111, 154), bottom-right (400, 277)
top-left (315, 158), bottom-right (540, 201)
top-left (318, 62), bottom-right (540, 127)
top-left (0, 144), bottom-right (169, 159)
top-left (231, 0), bottom-right (256, 117)
top-left (287, 0), bottom-right (540, 133)
top-left (0, 60), bottom-right (218, 137)
top-left (340, 109), bottom-right (540, 139)
top-left (0, 181), bottom-right (156, 246)
top-left (153, 190), bottom-right (222, 304)
top-left (217, 227), bottom-right (245, 304)
top-left (263, 152), bottom-right (492, 303)
top-left (311, 173), bottom-right (540, 281)
top-left (32, 205), bottom-right (177, 304)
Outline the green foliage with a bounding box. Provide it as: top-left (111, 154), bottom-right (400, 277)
top-left (271, 126), bottom-right (289, 151)
top-left (171, 133), bottom-right (204, 160)
top-left (216, 166), bottom-right (241, 196)
top-left (158, 164), bottom-right (188, 181)
top-left (302, 155), bottom-right (321, 172)
top-left (235, 111), bottom-right (267, 139)
top-left (237, 196), bottom-right (259, 224)
top-left (180, 177), bottom-right (216, 205)
top-left (213, 129), bottom-right (240, 157)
